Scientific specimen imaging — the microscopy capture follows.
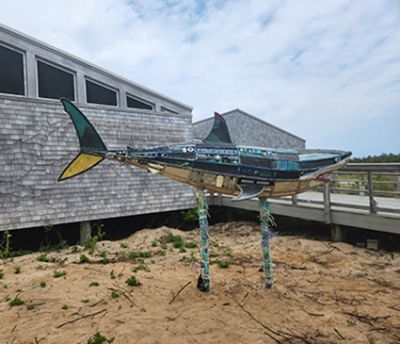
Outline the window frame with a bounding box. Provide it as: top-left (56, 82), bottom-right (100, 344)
top-left (35, 57), bottom-right (77, 101)
top-left (126, 93), bottom-right (154, 111)
top-left (85, 77), bottom-right (119, 107)
top-left (0, 41), bottom-right (26, 97)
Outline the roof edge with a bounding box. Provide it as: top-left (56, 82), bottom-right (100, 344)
top-left (193, 108), bottom-right (305, 142)
top-left (0, 23), bottom-right (193, 112)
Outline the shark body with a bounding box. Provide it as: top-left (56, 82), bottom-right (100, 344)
top-left (59, 99), bottom-right (351, 201)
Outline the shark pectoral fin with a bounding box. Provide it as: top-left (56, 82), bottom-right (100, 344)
top-left (231, 184), bottom-right (264, 202)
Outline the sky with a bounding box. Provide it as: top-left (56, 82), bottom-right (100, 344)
top-left (0, 0), bottom-right (399, 157)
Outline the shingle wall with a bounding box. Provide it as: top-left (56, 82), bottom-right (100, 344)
top-left (193, 110), bottom-right (305, 149)
top-left (0, 96), bottom-right (196, 231)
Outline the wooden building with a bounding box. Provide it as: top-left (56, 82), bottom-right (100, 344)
top-left (193, 109), bottom-right (305, 149)
top-left (0, 24), bottom-right (195, 232)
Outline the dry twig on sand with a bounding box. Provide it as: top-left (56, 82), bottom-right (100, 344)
top-left (56, 309), bottom-right (107, 328)
top-left (169, 281), bottom-right (191, 304)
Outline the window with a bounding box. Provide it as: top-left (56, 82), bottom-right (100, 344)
top-left (160, 106), bottom-right (178, 114)
top-left (37, 60), bottom-right (75, 100)
top-left (86, 79), bottom-right (117, 106)
top-left (127, 95), bottom-right (153, 110)
top-left (0, 44), bottom-right (24, 95)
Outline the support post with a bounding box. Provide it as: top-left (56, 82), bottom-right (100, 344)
top-left (80, 221), bottom-right (91, 246)
top-left (367, 171), bottom-right (377, 213)
top-left (330, 224), bottom-right (345, 242)
top-left (197, 190), bottom-right (210, 292)
top-left (259, 198), bottom-right (273, 289)
top-left (323, 182), bottom-right (331, 224)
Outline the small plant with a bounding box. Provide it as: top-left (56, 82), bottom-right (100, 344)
top-left (0, 269), bottom-right (4, 279)
top-left (126, 275), bottom-right (140, 287)
top-left (39, 281), bottom-right (46, 288)
top-left (132, 264), bottom-right (150, 273)
top-left (99, 251), bottom-right (111, 264)
top-left (26, 304), bottom-right (35, 310)
top-left (87, 332), bottom-right (114, 344)
top-left (110, 270), bottom-right (116, 279)
top-left (0, 231), bottom-right (12, 258)
top-left (151, 240), bottom-right (158, 247)
top-left (80, 254), bottom-right (90, 264)
top-left (14, 266), bottom-right (21, 274)
top-left (217, 260), bottom-right (230, 269)
top-left (85, 223), bottom-right (105, 254)
top-left (4, 294), bottom-right (11, 301)
top-left (81, 299), bottom-right (90, 304)
top-left (89, 281), bottom-right (99, 287)
top-left (164, 233), bottom-right (185, 249)
top-left (128, 251), bottom-right (152, 259)
top-left (37, 253), bottom-right (50, 262)
top-left (111, 289), bottom-right (120, 299)
top-left (160, 250), bottom-right (167, 256)
top-left (226, 247), bottom-right (233, 257)
top-left (181, 208), bottom-right (198, 223)
top-left (120, 243), bottom-right (128, 249)
top-left (179, 247), bottom-right (187, 253)
top-left (9, 296), bottom-right (24, 307)
top-left (62, 304), bottom-right (69, 310)
top-left (71, 245), bottom-right (80, 253)
top-left (53, 270), bottom-right (67, 278)
top-left (189, 252), bottom-right (197, 263)
top-left (43, 224), bottom-right (54, 233)
top-left (185, 241), bottom-right (197, 249)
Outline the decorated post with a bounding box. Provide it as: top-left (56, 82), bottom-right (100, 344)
top-left (259, 197), bottom-right (274, 288)
top-left (196, 190), bottom-right (211, 292)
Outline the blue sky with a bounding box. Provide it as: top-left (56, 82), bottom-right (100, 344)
top-left (0, 0), bottom-right (399, 157)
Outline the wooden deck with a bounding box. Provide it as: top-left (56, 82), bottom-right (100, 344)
top-left (208, 192), bottom-right (400, 234)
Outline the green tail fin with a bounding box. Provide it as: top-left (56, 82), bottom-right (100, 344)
top-left (58, 99), bottom-right (107, 181)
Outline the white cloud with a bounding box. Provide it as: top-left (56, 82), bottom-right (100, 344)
top-left (0, 0), bottom-right (399, 156)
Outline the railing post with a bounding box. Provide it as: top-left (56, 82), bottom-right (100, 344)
top-left (291, 195), bottom-right (298, 205)
top-left (359, 173), bottom-right (365, 196)
top-left (323, 182), bottom-right (331, 224)
top-left (367, 171), bottom-right (377, 213)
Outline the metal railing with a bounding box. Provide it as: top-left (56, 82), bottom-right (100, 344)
top-left (297, 163), bottom-right (400, 216)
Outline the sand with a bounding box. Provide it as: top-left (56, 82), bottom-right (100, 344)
top-left (0, 221), bottom-right (399, 344)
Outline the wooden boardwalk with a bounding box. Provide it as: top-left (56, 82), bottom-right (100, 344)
top-left (208, 192), bottom-right (400, 234)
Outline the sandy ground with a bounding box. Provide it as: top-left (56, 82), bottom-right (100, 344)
top-left (1, 221), bottom-right (400, 344)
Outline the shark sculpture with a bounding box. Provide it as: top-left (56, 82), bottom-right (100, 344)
top-left (58, 98), bottom-right (351, 291)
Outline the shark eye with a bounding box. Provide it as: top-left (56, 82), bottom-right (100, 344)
top-left (187, 147), bottom-right (194, 153)
top-left (182, 147), bottom-right (187, 152)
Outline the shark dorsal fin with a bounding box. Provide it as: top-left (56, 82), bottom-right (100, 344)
top-left (203, 112), bottom-right (232, 145)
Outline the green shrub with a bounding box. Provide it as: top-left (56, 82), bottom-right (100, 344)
top-left (80, 254), bottom-right (89, 264)
top-left (9, 296), bottom-right (24, 307)
top-left (126, 275), bottom-right (140, 287)
top-left (89, 281), bottom-right (99, 287)
top-left (128, 251), bottom-right (152, 259)
top-left (151, 240), bottom-right (158, 247)
top-left (120, 243), bottom-right (128, 249)
top-left (37, 253), bottom-right (50, 262)
top-left (81, 299), bottom-right (90, 303)
top-left (53, 270), bottom-right (66, 278)
top-left (87, 332), bottom-right (114, 344)
top-left (40, 281), bottom-right (46, 288)
top-left (62, 304), bottom-right (69, 310)
top-left (26, 304), bottom-right (35, 310)
top-left (185, 241), bottom-right (197, 249)
top-left (132, 264), bottom-right (150, 273)
top-left (14, 266), bottom-right (21, 274)
top-left (111, 290), bottom-right (120, 299)
top-left (0, 269), bottom-right (4, 279)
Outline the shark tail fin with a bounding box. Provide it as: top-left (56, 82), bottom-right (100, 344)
top-left (58, 98), bottom-right (107, 181)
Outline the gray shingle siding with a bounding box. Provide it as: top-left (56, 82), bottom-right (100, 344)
top-left (193, 109), bottom-right (305, 149)
top-left (0, 96), bottom-right (196, 231)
